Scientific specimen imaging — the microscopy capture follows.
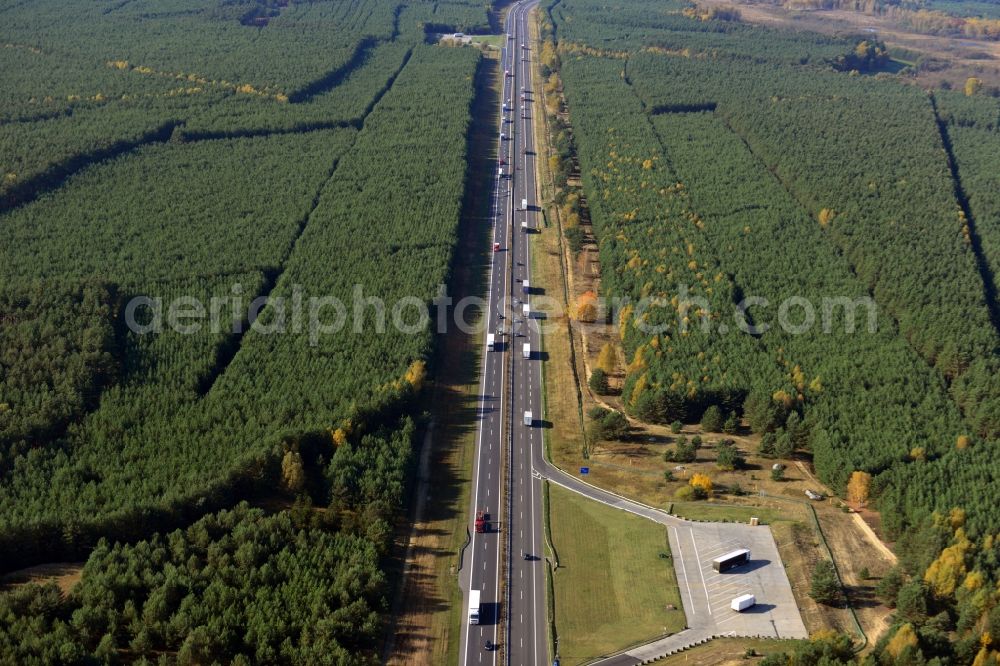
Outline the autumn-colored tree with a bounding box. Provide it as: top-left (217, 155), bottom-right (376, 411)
top-left (540, 40), bottom-right (559, 72)
top-left (597, 342), bottom-right (617, 374)
top-left (972, 646), bottom-right (999, 666)
top-left (544, 73), bottom-right (559, 94)
top-left (627, 344), bottom-right (648, 374)
top-left (924, 529), bottom-right (972, 599)
top-left (629, 372), bottom-right (649, 409)
top-left (957, 434), bottom-right (971, 449)
top-left (618, 303), bottom-right (633, 341)
top-left (886, 623), bottom-right (919, 659)
top-left (573, 291), bottom-right (599, 322)
top-left (281, 450), bottom-right (306, 492)
top-left (966, 76), bottom-right (983, 97)
top-left (962, 569), bottom-right (985, 592)
top-left (846, 470), bottom-right (872, 508)
top-left (689, 473), bottom-right (713, 498)
top-left (818, 208), bottom-right (835, 228)
top-left (548, 154), bottom-right (562, 176)
top-left (404, 359), bottom-right (427, 391)
top-left (910, 447), bottom-right (926, 461)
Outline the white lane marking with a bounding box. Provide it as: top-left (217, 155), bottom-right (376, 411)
top-left (689, 527), bottom-right (713, 616)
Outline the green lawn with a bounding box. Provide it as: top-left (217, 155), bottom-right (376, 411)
top-left (669, 501), bottom-right (796, 525)
top-left (549, 485), bottom-right (685, 665)
top-left (473, 34), bottom-right (507, 48)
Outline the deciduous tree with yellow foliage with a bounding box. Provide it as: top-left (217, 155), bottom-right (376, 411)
top-left (689, 473), bottom-right (713, 498)
top-left (597, 342), bottom-right (617, 374)
top-left (846, 470), bottom-right (872, 508)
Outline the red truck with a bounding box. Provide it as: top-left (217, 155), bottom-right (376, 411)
top-left (475, 509), bottom-right (490, 533)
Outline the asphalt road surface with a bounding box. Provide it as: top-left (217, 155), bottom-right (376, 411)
top-left (460, 1), bottom-right (545, 664)
top-left (460, 4), bottom-right (805, 663)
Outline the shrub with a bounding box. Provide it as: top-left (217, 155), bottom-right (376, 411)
top-left (722, 412), bottom-right (740, 434)
top-left (700, 405), bottom-right (723, 432)
top-left (588, 368), bottom-right (609, 394)
top-left (809, 560), bottom-right (842, 605)
top-left (716, 439), bottom-right (745, 470)
top-left (689, 473), bottom-right (713, 499)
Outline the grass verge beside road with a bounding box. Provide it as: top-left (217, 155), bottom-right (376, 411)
top-left (385, 48), bottom-right (501, 666)
top-left (549, 484), bottom-right (685, 665)
top-left (651, 637), bottom-right (805, 666)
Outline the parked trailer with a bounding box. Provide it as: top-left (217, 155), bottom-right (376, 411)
top-left (713, 548), bottom-right (751, 573)
top-left (523, 343), bottom-right (530, 359)
top-left (469, 589), bottom-right (481, 625)
top-left (731, 594), bottom-right (756, 612)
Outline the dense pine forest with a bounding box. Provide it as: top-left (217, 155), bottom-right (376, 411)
top-left (541, 0), bottom-right (1000, 662)
top-left (0, 0), bottom-right (492, 660)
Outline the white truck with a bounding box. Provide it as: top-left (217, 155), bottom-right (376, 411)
top-left (731, 594), bottom-right (756, 612)
top-left (523, 410), bottom-right (532, 426)
top-left (486, 333), bottom-right (496, 351)
top-left (522, 280), bottom-right (530, 294)
top-left (469, 589), bottom-right (482, 624)
top-left (522, 303), bottom-right (530, 318)
top-left (521, 220), bottom-right (528, 232)
top-left (521, 197), bottom-right (528, 210)
top-left (523, 343), bottom-right (530, 359)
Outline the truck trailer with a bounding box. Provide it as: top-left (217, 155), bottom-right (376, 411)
top-left (486, 333), bottom-right (496, 351)
top-left (469, 589), bottom-right (481, 624)
top-left (731, 593), bottom-right (756, 612)
top-left (713, 548), bottom-right (751, 573)
top-left (522, 280), bottom-right (530, 294)
top-left (475, 509), bottom-right (490, 533)
top-left (523, 411), bottom-right (532, 426)
top-left (523, 343), bottom-right (530, 359)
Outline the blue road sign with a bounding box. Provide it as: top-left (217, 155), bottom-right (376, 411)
top-left (579, 467), bottom-right (589, 475)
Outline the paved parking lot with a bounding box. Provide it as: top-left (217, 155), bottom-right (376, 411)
top-left (668, 521), bottom-right (808, 639)
top-left (544, 468), bottom-right (809, 664)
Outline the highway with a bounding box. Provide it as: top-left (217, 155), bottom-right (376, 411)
top-left (460, 1), bottom-right (546, 664)
top-left (458, 4), bottom-right (807, 664)
top-left (505, 1), bottom-right (547, 664)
